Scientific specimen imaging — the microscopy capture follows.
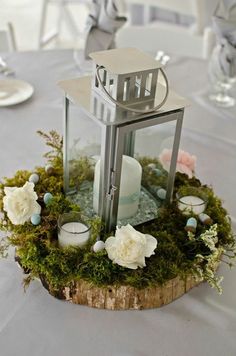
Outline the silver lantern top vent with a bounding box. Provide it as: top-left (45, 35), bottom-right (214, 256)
top-left (90, 47), bottom-right (169, 113)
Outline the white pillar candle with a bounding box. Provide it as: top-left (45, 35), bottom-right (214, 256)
top-left (93, 155), bottom-right (142, 220)
top-left (58, 222), bottom-right (90, 248)
top-left (178, 195), bottom-right (206, 215)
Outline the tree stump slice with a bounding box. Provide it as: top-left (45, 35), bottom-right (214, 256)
top-left (42, 275), bottom-right (203, 310)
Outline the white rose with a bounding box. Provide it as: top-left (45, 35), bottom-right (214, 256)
top-left (105, 224), bottom-right (157, 269)
top-left (3, 182), bottom-right (41, 225)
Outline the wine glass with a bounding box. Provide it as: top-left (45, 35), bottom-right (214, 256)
top-left (208, 44), bottom-right (236, 108)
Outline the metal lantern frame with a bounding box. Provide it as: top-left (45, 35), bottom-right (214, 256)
top-left (59, 50), bottom-right (188, 233)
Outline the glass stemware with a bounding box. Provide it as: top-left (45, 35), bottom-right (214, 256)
top-left (208, 44), bottom-right (236, 107)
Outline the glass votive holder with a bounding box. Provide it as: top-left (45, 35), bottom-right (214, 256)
top-left (176, 187), bottom-right (208, 215)
top-left (58, 212), bottom-right (91, 248)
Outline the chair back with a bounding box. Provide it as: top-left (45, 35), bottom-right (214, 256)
top-left (127, 0), bottom-right (200, 16)
top-left (0, 23), bottom-right (17, 52)
top-left (127, 0), bottom-right (207, 31)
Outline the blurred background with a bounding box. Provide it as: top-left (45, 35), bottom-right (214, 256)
top-left (0, 0), bottom-right (88, 50)
top-left (0, 0), bottom-right (219, 52)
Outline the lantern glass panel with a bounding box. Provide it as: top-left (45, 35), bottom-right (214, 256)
top-left (64, 100), bottom-right (102, 216)
top-left (113, 120), bottom-right (176, 228)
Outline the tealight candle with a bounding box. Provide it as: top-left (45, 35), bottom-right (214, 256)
top-left (58, 213), bottom-right (90, 248)
top-left (177, 195), bottom-right (206, 215)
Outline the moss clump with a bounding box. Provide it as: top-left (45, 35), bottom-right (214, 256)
top-left (0, 132), bottom-right (235, 293)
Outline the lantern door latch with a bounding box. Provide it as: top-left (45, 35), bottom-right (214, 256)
top-left (107, 185), bottom-right (117, 201)
top-left (106, 170), bottom-right (117, 201)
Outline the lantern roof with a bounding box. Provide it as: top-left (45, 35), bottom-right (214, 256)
top-left (89, 48), bottom-right (161, 74)
top-left (58, 76), bottom-right (189, 127)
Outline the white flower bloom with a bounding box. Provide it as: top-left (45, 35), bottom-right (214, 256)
top-left (105, 224), bottom-right (157, 269)
top-left (199, 224), bottom-right (218, 252)
top-left (3, 182), bottom-right (41, 225)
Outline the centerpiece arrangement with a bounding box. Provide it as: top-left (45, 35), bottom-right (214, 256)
top-left (0, 48), bottom-right (235, 310)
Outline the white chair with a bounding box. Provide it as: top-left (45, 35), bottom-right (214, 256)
top-left (116, 0), bottom-right (216, 59)
top-left (0, 23), bottom-right (17, 52)
top-left (38, 0), bottom-right (90, 49)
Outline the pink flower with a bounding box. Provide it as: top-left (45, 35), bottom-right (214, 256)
top-left (159, 149), bottom-right (196, 178)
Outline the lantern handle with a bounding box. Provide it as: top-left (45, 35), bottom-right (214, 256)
top-left (96, 65), bottom-right (169, 114)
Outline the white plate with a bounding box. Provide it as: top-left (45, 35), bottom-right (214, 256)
top-left (0, 79), bottom-right (34, 107)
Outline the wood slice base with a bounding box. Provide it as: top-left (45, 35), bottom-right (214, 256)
top-left (41, 275), bottom-right (201, 310)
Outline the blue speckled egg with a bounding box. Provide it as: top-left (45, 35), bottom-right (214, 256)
top-left (199, 213), bottom-right (212, 225)
top-left (29, 173), bottom-right (39, 184)
top-left (185, 217), bottom-right (197, 232)
top-left (153, 168), bottom-right (162, 177)
top-left (186, 217), bottom-right (197, 228)
top-left (43, 192), bottom-right (53, 205)
top-left (156, 188), bottom-right (166, 200)
top-left (93, 240), bottom-right (105, 253)
top-left (147, 163), bottom-right (156, 170)
top-left (45, 164), bottom-right (54, 175)
top-left (31, 214), bottom-right (41, 225)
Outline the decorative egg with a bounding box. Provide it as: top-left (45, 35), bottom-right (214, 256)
top-left (93, 240), bottom-right (105, 253)
top-left (153, 168), bottom-right (162, 177)
top-left (156, 188), bottom-right (166, 200)
top-left (45, 164), bottom-right (54, 175)
top-left (185, 217), bottom-right (197, 232)
top-left (43, 192), bottom-right (53, 205)
top-left (29, 173), bottom-right (39, 184)
top-left (147, 163), bottom-right (156, 170)
top-left (199, 213), bottom-right (213, 225)
top-left (31, 214), bottom-right (41, 225)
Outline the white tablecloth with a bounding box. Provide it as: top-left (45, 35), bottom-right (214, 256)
top-left (0, 50), bottom-right (236, 356)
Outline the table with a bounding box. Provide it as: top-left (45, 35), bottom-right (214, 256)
top-left (0, 50), bottom-right (236, 356)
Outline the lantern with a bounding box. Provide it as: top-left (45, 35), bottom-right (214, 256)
top-left (59, 48), bottom-right (188, 233)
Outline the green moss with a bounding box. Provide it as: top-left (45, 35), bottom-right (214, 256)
top-left (138, 156), bottom-right (168, 189)
top-left (69, 156), bottom-right (94, 191)
top-left (0, 132), bottom-right (235, 292)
